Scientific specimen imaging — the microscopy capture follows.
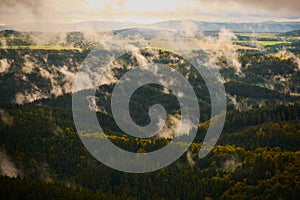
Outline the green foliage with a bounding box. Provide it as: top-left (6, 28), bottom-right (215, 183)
top-left (0, 102), bottom-right (299, 199)
top-left (0, 30), bottom-right (300, 199)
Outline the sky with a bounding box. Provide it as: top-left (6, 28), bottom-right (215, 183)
top-left (0, 0), bottom-right (300, 25)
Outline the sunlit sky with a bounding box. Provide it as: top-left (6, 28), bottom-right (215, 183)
top-left (0, 0), bottom-right (300, 25)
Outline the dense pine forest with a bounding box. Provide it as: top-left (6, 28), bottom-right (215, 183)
top-left (0, 29), bottom-right (300, 199)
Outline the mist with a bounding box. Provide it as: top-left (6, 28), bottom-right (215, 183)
top-left (0, 109), bottom-right (13, 126)
top-left (0, 150), bottom-right (20, 178)
top-left (200, 28), bottom-right (243, 76)
top-left (0, 59), bottom-right (10, 74)
top-left (221, 155), bottom-right (240, 171)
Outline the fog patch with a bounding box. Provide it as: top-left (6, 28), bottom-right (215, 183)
top-left (227, 95), bottom-right (251, 111)
top-left (187, 150), bottom-right (195, 168)
top-left (275, 49), bottom-right (300, 71)
top-left (222, 155), bottom-right (240, 171)
top-left (0, 109), bottom-right (13, 126)
top-left (0, 59), bottom-right (10, 74)
top-left (157, 115), bottom-right (194, 139)
top-left (201, 28), bottom-right (243, 76)
top-left (22, 55), bottom-right (36, 74)
top-left (0, 150), bottom-right (20, 178)
top-left (14, 89), bottom-right (47, 104)
top-left (87, 96), bottom-right (100, 112)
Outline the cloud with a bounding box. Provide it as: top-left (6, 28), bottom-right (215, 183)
top-left (0, 0), bottom-right (42, 15)
top-left (0, 0), bottom-right (88, 24)
top-left (240, 0), bottom-right (300, 16)
top-left (192, 0), bottom-right (300, 17)
top-left (0, 0), bottom-right (299, 25)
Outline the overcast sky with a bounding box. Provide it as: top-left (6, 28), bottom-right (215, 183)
top-left (0, 0), bottom-right (300, 25)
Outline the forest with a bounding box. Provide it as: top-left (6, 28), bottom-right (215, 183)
top-left (0, 29), bottom-right (300, 199)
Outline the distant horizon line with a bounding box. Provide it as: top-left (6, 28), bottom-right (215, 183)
top-left (2, 19), bottom-right (300, 27)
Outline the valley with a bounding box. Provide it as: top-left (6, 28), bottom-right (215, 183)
top-left (0, 25), bottom-right (300, 199)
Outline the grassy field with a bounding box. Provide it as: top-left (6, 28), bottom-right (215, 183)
top-left (235, 32), bottom-right (276, 37)
top-left (139, 39), bottom-right (257, 51)
top-left (0, 45), bottom-right (81, 50)
top-left (257, 41), bottom-right (291, 46)
top-left (234, 40), bottom-right (291, 47)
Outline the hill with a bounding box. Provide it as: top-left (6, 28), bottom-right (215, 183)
top-left (2, 21), bottom-right (300, 32)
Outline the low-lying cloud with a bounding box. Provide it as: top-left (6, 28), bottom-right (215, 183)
top-left (0, 0), bottom-right (299, 25)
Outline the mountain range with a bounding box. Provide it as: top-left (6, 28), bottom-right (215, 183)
top-left (1, 20), bottom-right (300, 32)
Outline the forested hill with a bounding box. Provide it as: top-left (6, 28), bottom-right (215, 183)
top-left (1, 29), bottom-right (300, 199)
top-left (3, 21), bottom-right (300, 32)
top-left (0, 100), bottom-right (299, 199)
top-left (280, 29), bottom-right (300, 37)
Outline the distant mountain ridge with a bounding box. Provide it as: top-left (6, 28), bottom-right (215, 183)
top-left (152, 21), bottom-right (300, 33)
top-left (2, 20), bottom-right (300, 33)
top-left (7, 21), bottom-right (140, 32)
top-left (281, 29), bottom-right (300, 36)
